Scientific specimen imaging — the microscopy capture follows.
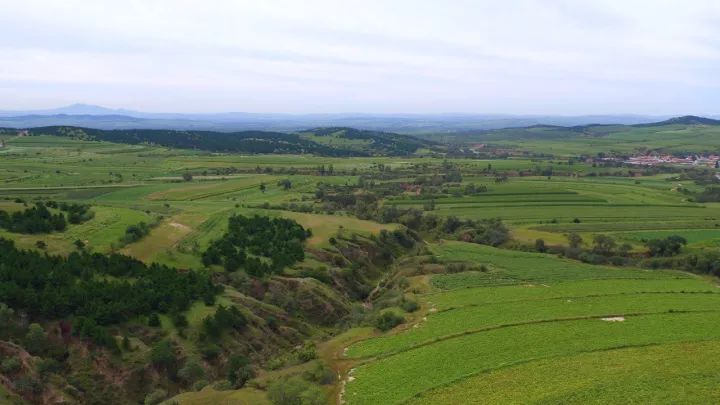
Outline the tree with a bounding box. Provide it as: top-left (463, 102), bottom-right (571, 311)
top-left (148, 313), bottom-right (161, 327)
top-left (646, 235), bottom-right (687, 257)
top-left (535, 238), bottom-right (547, 253)
top-left (592, 234), bottom-right (616, 255)
top-left (567, 232), bottom-right (583, 249)
top-left (182, 172), bottom-right (193, 181)
top-left (259, 183), bottom-right (266, 193)
top-left (278, 179), bottom-right (292, 190)
top-left (150, 340), bottom-right (176, 370)
top-left (122, 336), bottom-right (132, 351)
top-left (178, 358), bottom-right (205, 385)
top-left (227, 355), bottom-right (254, 388)
top-left (25, 323), bottom-right (48, 354)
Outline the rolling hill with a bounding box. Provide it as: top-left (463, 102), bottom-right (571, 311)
top-left (4, 126), bottom-right (439, 157)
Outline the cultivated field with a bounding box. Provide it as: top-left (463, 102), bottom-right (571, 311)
top-left (343, 241), bottom-right (720, 405)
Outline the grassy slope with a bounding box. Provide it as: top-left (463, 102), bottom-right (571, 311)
top-left (415, 340), bottom-right (720, 404)
top-left (343, 241), bottom-right (720, 405)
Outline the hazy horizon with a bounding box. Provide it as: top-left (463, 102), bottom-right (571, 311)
top-left (2, 1), bottom-right (720, 115)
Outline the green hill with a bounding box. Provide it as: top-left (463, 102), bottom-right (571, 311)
top-left (2, 126), bottom-right (438, 157)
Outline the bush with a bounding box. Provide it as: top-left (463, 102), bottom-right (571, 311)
top-left (0, 357), bottom-right (20, 373)
top-left (178, 358), bottom-right (205, 385)
top-left (302, 361), bottom-right (335, 385)
top-left (148, 313), bottom-right (161, 327)
top-left (212, 379), bottom-right (233, 391)
top-left (36, 358), bottom-right (61, 377)
top-left (14, 376), bottom-right (42, 395)
top-left (199, 342), bottom-right (221, 360)
top-left (375, 311), bottom-right (404, 331)
top-left (227, 355), bottom-right (254, 388)
top-left (400, 298), bottom-right (419, 313)
top-left (150, 340), bottom-right (176, 369)
top-left (267, 376), bottom-right (326, 405)
top-left (24, 323), bottom-right (48, 355)
top-left (296, 343), bottom-right (317, 363)
top-left (192, 379), bottom-right (209, 392)
top-left (172, 313), bottom-right (188, 329)
top-left (143, 389), bottom-right (167, 405)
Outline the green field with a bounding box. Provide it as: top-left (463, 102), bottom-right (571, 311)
top-left (343, 241), bottom-right (720, 405)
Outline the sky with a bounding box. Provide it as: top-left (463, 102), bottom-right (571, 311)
top-left (1, 0), bottom-right (720, 115)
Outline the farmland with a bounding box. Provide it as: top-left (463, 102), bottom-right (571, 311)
top-left (2, 120), bottom-right (720, 405)
top-left (343, 242), bottom-right (720, 405)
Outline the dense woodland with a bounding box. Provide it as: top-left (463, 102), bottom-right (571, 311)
top-left (0, 202), bottom-right (93, 234)
top-left (0, 238), bottom-right (219, 341)
top-left (202, 214), bottom-right (310, 275)
top-left (20, 126), bottom-right (437, 156)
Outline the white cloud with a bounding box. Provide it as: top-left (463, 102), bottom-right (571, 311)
top-left (0, 0), bottom-right (719, 113)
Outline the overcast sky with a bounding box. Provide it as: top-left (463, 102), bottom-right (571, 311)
top-left (1, 0), bottom-right (719, 114)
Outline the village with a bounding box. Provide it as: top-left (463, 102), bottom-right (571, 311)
top-left (623, 153), bottom-right (720, 168)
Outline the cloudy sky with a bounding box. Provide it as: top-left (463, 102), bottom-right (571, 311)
top-left (1, 0), bottom-right (720, 114)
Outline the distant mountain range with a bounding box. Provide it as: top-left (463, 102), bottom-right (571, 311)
top-left (0, 104), bottom-right (691, 133)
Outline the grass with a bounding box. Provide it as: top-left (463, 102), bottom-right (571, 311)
top-left (0, 205), bottom-right (149, 255)
top-left (616, 229), bottom-right (720, 245)
top-left (344, 312), bottom-right (720, 405)
top-left (414, 340), bottom-right (720, 404)
top-left (164, 386), bottom-right (270, 405)
top-left (346, 292), bottom-right (720, 358)
top-left (343, 241), bottom-right (720, 404)
top-left (427, 278), bottom-right (716, 309)
top-left (431, 241), bottom-right (688, 284)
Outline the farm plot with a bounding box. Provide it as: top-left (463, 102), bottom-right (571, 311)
top-left (431, 241), bottom-right (688, 283)
top-left (414, 341), bottom-right (720, 404)
top-left (343, 241), bottom-right (720, 405)
top-left (346, 292), bottom-right (720, 358)
top-left (345, 312), bottom-right (720, 405)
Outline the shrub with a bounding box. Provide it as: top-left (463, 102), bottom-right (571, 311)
top-left (400, 298), bottom-right (419, 313)
top-left (150, 340), bottom-right (176, 369)
top-left (192, 379), bottom-right (209, 392)
top-left (199, 342), bottom-right (221, 360)
top-left (296, 343), bottom-right (317, 363)
top-left (375, 311), bottom-right (404, 331)
top-left (267, 376), bottom-right (326, 405)
top-left (148, 313), bottom-right (161, 327)
top-left (302, 361), bottom-right (335, 385)
top-left (0, 357), bottom-right (20, 373)
top-left (227, 355), bottom-right (254, 388)
top-left (143, 389), bottom-right (167, 405)
top-left (172, 313), bottom-right (188, 329)
top-left (212, 379), bottom-right (233, 391)
top-left (178, 358), bottom-right (205, 385)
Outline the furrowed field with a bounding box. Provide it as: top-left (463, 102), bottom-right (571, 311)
top-left (343, 241), bottom-right (720, 405)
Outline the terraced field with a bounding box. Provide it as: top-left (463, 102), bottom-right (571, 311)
top-left (343, 241), bottom-right (720, 404)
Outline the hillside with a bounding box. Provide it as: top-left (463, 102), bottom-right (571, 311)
top-left (432, 115), bottom-right (720, 156)
top-left (7, 126), bottom-right (438, 157)
top-left (298, 127), bottom-right (436, 156)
